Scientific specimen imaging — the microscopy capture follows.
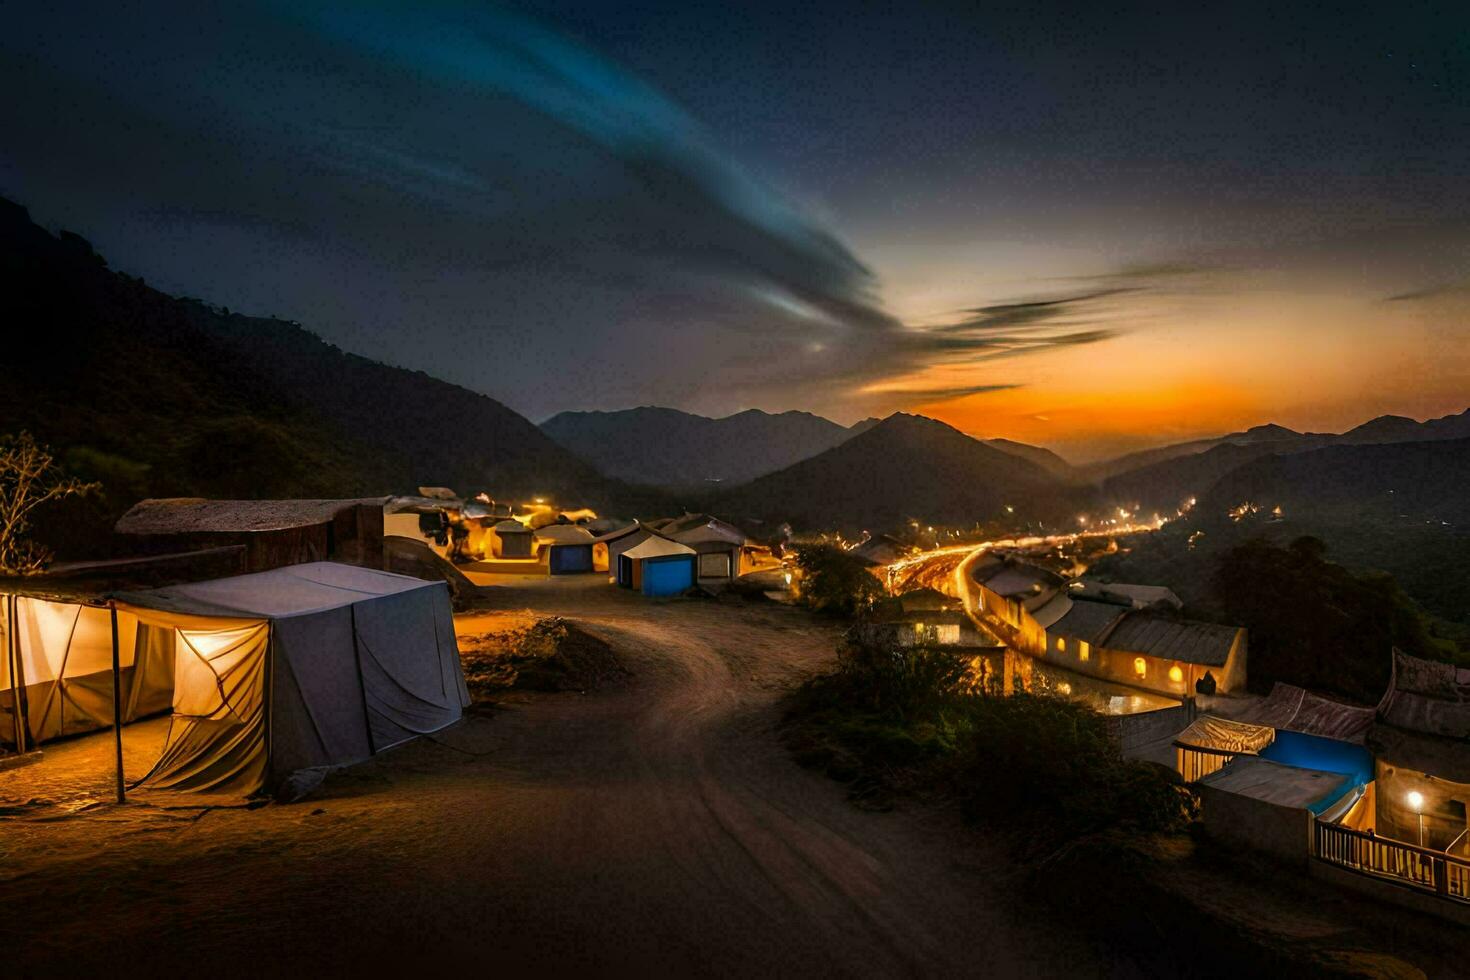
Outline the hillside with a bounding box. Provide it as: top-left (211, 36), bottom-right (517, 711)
top-left (0, 197), bottom-right (618, 557)
top-left (983, 438), bottom-right (1075, 480)
top-left (1338, 409), bottom-right (1470, 445)
top-left (712, 413), bottom-right (1084, 534)
top-left (541, 406), bottom-right (861, 486)
top-left (1095, 438), bottom-right (1470, 627)
top-left (1099, 432), bottom-right (1332, 514)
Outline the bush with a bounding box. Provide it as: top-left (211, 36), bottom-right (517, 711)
top-left (792, 544), bottom-right (885, 617)
top-left (785, 634), bottom-right (1196, 841)
top-left (833, 630), bottom-right (975, 720)
top-left (951, 694), bottom-right (1196, 842)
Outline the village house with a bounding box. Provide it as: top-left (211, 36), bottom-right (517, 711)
top-left (967, 553), bottom-right (1247, 698)
top-left (533, 524), bottom-right (596, 574)
top-left (116, 497), bottom-right (388, 573)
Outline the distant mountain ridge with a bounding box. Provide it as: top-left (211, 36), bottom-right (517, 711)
top-left (542, 405), bottom-right (1074, 487)
top-left (541, 406), bottom-right (864, 486)
top-left (1092, 411), bottom-right (1470, 513)
top-left (712, 413), bottom-right (1086, 533)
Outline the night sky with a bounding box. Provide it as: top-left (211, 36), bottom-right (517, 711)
top-left (4, 1), bottom-right (1468, 459)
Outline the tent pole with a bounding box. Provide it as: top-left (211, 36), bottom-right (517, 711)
top-left (109, 603), bottom-right (125, 804)
top-left (7, 593), bottom-right (23, 755)
top-left (9, 594), bottom-right (25, 755)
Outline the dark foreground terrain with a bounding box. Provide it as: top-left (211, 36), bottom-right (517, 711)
top-left (3, 579), bottom-right (1123, 977)
top-left (1, 578), bottom-right (1460, 977)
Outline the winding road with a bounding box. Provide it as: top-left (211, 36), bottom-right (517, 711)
top-left (4, 577), bottom-right (1128, 976)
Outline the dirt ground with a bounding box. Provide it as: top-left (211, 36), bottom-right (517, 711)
top-left (2, 575), bottom-right (1463, 977)
top-left (1, 576), bottom-right (1131, 977)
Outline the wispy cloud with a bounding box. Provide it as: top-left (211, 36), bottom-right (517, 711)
top-left (1385, 282), bottom-right (1470, 302)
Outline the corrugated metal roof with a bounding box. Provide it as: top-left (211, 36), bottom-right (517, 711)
top-left (116, 497), bottom-right (390, 535)
top-left (1237, 683), bottom-right (1375, 744)
top-left (1103, 611), bottom-right (1241, 666)
top-left (1198, 756), bottom-right (1349, 810)
top-left (1049, 597), bottom-right (1126, 644)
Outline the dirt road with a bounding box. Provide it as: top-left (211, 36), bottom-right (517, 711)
top-left (2, 578), bottom-right (1123, 977)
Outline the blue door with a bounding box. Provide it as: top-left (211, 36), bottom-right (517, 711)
top-left (642, 555), bottom-right (695, 596)
top-left (549, 544), bottom-right (593, 574)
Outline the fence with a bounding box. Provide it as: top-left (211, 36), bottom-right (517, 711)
top-left (1314, 819), bottom-right (1470, 904)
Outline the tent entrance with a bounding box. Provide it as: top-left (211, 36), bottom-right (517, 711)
top-left (0, 595), bottom-right (182, 802)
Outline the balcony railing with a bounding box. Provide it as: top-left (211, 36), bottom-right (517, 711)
top-left (1314, 819), bottom-right (1470, 904)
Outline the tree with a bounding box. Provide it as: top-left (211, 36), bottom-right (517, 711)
top-left (1212, 536), bottom-right (1451, 702)
top-left (0, 432), bottom-right (99, 575)
top-left (792, 544), bottom-right (885, 618)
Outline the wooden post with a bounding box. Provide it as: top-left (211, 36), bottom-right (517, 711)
top-left (109, 603), bottom-right (125, 804)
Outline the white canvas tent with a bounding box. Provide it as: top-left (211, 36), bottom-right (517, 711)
top-left (95, 562), bottom-right (469, 797)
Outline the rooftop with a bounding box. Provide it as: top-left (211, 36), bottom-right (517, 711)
top-left (1199, 756), bottom-right (1352, 813)
top-left (116, 497), bottom-right (390, 535)
top-left (1103, 611), bottom-right (1241, 667)
top-left (1048, 596), bottom-right (1128, 645)
top-left (971, 556), bottom-right (1066, 598)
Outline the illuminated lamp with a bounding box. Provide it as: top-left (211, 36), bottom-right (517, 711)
top-left (1168, 665), bottom-right (1184, 683)
top-left (1408, 791), bottom-right (1426, 846)
top-left (1133, 657), bottom-right (1147, 677)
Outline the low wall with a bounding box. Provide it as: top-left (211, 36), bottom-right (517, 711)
top-left (1106, 699), bottom-right (1195, 753)
top-left (1309, 858), bottom-right (1470, 928)
top-left (1197, 784), bottom-right (1313, 865)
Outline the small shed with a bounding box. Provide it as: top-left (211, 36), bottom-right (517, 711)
top-left (490, 520), bottom-right (535, 559)
top-left (116, 498), bottom-right (388, 573)
top-left (617, 537), bottom-right (697, 596)
top-left (664, 515), bottom-right (748, 580)
top-left (534, 525), bottom-right (595, 574)
top-left (1197, 756), bottom-right (1355, 862)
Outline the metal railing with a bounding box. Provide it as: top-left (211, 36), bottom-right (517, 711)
top-left (1314, 819), bottom-right (1470, 904)
top-left (1175, 745), bottom-right (1235, 783)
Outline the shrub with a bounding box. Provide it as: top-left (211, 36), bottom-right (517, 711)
top-left (785, 633), bottom-right (1196, 842)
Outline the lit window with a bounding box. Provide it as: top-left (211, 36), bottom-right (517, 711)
top-left (1079, 642), bottom-right (1090, 662)
top-left (1134, 657), bottom-right (1147, 677)
top-left (1168, 665), bottom-right (1184, 683)
top-left (1056, 637), bottom-right (1066, 652)
top-left (936, 624), bottom-right (961, 644)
